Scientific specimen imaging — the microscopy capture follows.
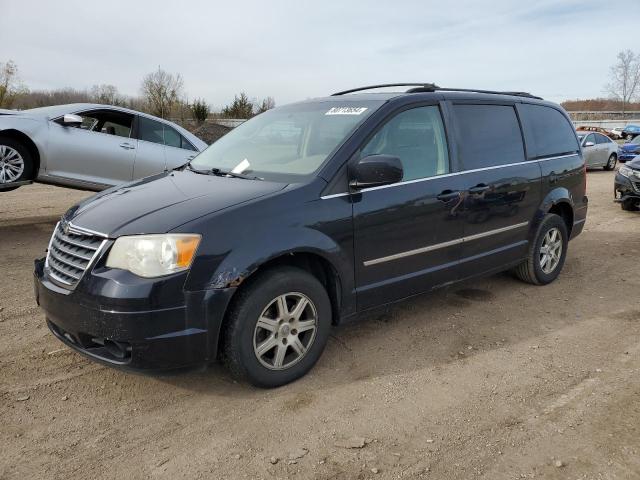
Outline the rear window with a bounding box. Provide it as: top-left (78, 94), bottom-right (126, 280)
top-left (452, 104), bottom-right (525, 170)
top-left (518, 104), bottom-right (579, 159)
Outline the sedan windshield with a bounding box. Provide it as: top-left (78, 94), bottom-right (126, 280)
top-left (190, 100), bottom-right (383, 182)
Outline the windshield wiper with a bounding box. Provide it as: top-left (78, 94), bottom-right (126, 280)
top-left (186, 164), bottom-right (261, 180)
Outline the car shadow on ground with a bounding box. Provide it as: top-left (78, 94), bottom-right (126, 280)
top-left (156, 270), bottom-right (584, 397)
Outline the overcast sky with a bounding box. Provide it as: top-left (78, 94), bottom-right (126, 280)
top-left (2, 0), bottom-right (629, 109)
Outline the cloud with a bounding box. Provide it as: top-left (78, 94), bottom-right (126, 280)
top-left (1, 0), bottom-right (630, 107)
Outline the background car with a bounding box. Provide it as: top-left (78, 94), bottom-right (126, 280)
top-left (576, 125), bottom-right (618, 139)
top-left (609, 126), bottom-right (625, 139)
top-left (0, 104), bottom-right (207, 191)
top-left (577, 131), bottom-right (618, 169)
top-left (622, 124), bottom-right (640, 140)
top-left (617, 135), bottom-right (640, 162)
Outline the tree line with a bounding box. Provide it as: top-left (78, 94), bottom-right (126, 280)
top-left (0, 61), bottom-right (275, 123)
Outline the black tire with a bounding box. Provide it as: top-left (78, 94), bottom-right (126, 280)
top-left (626, 133), bottom-right (634, 141)
top-left (0, 137), bottom-right (34, 186)
top-left (604, 153), bottom-right (617, 171)
top-left (222, 266), bottom-right (332, 388)
top-left (513, 214), bottom-right (568, 285)
top-left (621, 198), bottom-right (639, 211)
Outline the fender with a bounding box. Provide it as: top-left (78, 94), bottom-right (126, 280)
top-left (529, 186), bottom-right (575, 239)
top-left (0, 117), bottom-right (48, 176)
top-left (180, 185), bottom-right (356, 316)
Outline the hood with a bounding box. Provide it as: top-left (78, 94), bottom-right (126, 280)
top-left (65, 170), bottom-right (287, 237)
top-left (620, 142), bottom-right (640, 152)
top-left (626, 156), bottom-right (640, 169)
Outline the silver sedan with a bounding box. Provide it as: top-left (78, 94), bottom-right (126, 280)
top-left (0, 103), bottom-right (207, 191)
top-left (577, 131), bottom-right (618, 170)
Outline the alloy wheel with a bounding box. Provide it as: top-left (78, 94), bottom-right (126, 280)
top-left (539, 227), bottom-right (562, 274)
top-left (0, 145), bottom-right (24, 183)
top-left (607, 155), bottom-right (617, 170)
top-left (253, 292), bottom-right (318, 370)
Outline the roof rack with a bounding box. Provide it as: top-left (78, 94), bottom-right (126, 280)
top-left (331, 83), bottom-right (542, 100)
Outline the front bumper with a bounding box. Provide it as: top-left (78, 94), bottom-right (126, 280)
top-left (34, 258), bottom-right (235, 370)
top-left (618, 151), bottom-right (639, 163)
top-left (614, 172), bottom-right (640, 203)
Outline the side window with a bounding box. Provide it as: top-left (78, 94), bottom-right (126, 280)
top-left (452, 104), bottom-right (525, 170)
top-left (596, 133), bottom-right (609, 144)
top-left (138, 117), bottom-right (165, 145)
top-left (181, 136), bottom-right (197, 151)
top-left (361, 106), bottom-right (449, 181)
top-left (519, 104), bottom-right (579, 158)
top-left (163, 125), bottom-right (182, 148)
top-left (584, 133), bottom-right (595, 145)
top-left (59, 110), bottom-right (133, 138)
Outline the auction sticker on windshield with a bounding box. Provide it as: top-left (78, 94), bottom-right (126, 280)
top-left (325, 107), bottom-right (368, 115)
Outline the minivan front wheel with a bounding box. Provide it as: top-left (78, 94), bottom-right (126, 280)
top-left (513, 214), bottom-right (568, 285)
top-left (222, 266), bottom-right (331, 388)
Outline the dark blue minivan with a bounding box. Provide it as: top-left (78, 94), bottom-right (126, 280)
top-left (34, 84), bottom-right (588, 387)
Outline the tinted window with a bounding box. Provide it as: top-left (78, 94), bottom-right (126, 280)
top-left (596, 133), bottom-right (610, 144)
top-left (519, 104), bottom-right (579, 158)
top-left (138, 117), bottom-right (164, 145)
top-left (584, 134), bottom-right (595, 145)
top-left (361, 106), bottom-right (449, 180)
top-left (452, 104), bottom-right (524, 170)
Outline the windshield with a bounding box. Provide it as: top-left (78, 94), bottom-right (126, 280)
top-left (630, 135), bottom-right (640, 145)
top-left (190, 100), bottom-right (383, 182)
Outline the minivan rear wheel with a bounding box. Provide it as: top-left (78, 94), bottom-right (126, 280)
top-left (513, 214), bottom-right (568, 285)
top-left (222, 266), bottom-right (331, 388)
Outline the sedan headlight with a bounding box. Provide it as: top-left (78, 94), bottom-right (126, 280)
top-left (106, 234), bottom-right (201, 278)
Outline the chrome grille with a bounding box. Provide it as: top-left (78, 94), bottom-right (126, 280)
top-left (45, 222), bottom-right (106, 288)
top-left (632, 181), bottom-right (640, 193)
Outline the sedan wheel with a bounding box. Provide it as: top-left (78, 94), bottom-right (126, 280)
top-left (605, 154), bottom-right (617, 171)
top-left (0, 145), bottom-right (25, 183)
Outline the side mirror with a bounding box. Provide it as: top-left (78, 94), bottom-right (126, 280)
top-left (584, 141), bottom-right (595, 147)
top-left (349, 154), bottom-right (403, 190)
top-left (61, 114), bottom-right (83, 127)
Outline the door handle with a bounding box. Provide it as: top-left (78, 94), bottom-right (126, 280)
top-left (468, 184), bottom-right (490, 194)
top-left (119, 142), bottom-right (135, 150)
top-left (436, 190), bottom-right (461, 202)
top-left (187, 155), bottom-right (196, 160)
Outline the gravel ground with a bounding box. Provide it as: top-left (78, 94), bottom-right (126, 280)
top-left (1, 170), bottom-right (639, 480)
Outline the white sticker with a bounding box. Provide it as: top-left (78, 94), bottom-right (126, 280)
top-left (231, 158), bottom-right (250, 174)
top-left (325, 107), bottom-right (368, 116)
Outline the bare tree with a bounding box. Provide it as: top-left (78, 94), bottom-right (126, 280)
top-left (140, 67), bottom-right (184, 118)
top-left (257, 96), bottom-right (276, 114)
top-left (0, 60), bottom-right (28, 109)
top-left (90, 84), bottom-right (125, 106)
top-left (605, 50), bottom-right (640, 115)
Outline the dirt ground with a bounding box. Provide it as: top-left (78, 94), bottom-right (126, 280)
top-left (1, 171), bottom-right (639, 480)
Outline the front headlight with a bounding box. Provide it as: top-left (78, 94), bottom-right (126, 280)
top-left (619, 165), bottom-right (634, 178)
top-left (106, 234), bottom-right (201, 278)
